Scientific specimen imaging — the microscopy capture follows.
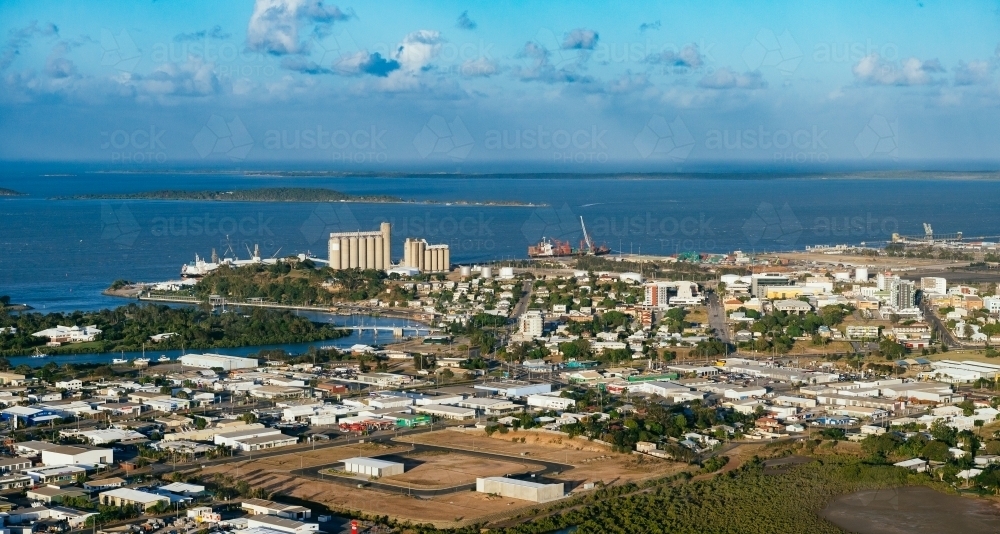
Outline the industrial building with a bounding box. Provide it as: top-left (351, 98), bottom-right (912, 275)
top-left (41, 446), bottom-right (113, 467)
top-left (342, 457), bottom-right (405, 477)
top-left (476, 477), bottom-right (564, 502)
top-left (99, 488), bottom-right (169, 510)
top-left (242, 499), bottom-right (311, 520)
top-left (327, 222), bottom-right (392, 271)
top-left (245, 515), bottom-right (319, 534)
top-left (178, 353), bottom-right (258, 371)
top-left (402, 238), bottom-right (450, 273)
top-left (214, 427), bottom-right (296, 450)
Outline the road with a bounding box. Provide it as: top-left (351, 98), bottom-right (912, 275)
top-left (511, 280), bottom-right (533, 319)
top-left (706, 292), bottom-right (732, 345)
top-left (921, 300), bottom-right (962, 348)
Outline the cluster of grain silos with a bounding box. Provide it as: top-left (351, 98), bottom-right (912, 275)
top-left (402, 238), bottom-right (450, 273)
top-left (328, 222), bottom-right (392, 270)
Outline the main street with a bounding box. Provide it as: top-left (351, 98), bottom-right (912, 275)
top-left (706, 292), bottom-right (732, 345)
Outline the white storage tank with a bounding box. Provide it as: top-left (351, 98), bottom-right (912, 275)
top-left (481, 266), bottom-right (492, 279)
top-left (499, 267), bottom-right (515, 279)
top-left (855, 267), bottom-right (869, 282)
top-left (460, 266), bottom-right (472, 277)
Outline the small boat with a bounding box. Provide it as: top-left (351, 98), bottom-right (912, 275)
top-left (158, 355), bottom-right (171, 362)
top-left (112, 358), bottom-right (128, 365)
top-left (134, 357), bottom-right (150, 364)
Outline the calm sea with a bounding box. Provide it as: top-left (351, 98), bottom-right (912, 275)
top-left (2, 169), bottom-right (999, 312)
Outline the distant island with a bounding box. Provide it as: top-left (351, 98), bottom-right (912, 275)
top-left (56, 187), bottom-right (543, 206)
top-left (0, 188), bottom-right (24, 196)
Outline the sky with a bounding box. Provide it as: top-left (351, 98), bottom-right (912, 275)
top-left (2, 0), bottom-right (1000, 172)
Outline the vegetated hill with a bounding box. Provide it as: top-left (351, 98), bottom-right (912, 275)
top-left (63, 187), bottom-right (403, 203)
top-left (0, 188), bottom-right (24, 196)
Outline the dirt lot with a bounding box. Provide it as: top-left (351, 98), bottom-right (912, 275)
top-left (761, 251), bottom-right (963, 271)
top-left (821, 486), bottom-right (1000, 534)
top-left (380, 450), bottom-right (542, 489)
top-left (210, 442), bottom-right (411, 472)
top-left (398, 428), bottom-right (687, 487)
top-left (197, 430), bottom-right (686, 528)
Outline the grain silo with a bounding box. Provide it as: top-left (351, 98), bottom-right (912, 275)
top-left (328, 222), bottom-right (391, 271)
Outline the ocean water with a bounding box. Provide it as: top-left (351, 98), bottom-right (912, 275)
top-left (2, 168), bottom-right (1000, 312)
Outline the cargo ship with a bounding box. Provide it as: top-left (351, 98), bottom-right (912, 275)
top-left (527, 216), bottom-right (610, 257)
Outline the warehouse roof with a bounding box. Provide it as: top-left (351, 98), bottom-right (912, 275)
top-left (343, 457), bottom-right (401, 469)
top-left (480, 476), bottom-right (558, 489)
top-left (101, 488), bottom-right (169, 504)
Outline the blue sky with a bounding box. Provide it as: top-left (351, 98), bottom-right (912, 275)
top-left (2, 0), bottom-right (1000, 171)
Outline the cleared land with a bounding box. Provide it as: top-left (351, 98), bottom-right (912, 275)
top-left (197, 430), bottom-right (684, 528)
top-left (821, 486), bottom-right (1000, 534)
top-left (381, 450), bottom-right (542, 489)
top-left (398, 428), bottom-right (686, 487)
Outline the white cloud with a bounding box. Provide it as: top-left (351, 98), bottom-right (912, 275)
top-left (607, 72), bottom-right (650, 93)
top-left (698, 68), bottom-right (766, 89)
top-left (645, 43), bottom-right (704, 69)
top-left (393, 30), bottom-right (443, 72)
top-left (562, 28), bottom-right (599, 50)
top-left (459, 57), bottom-right (498, 78)
top-left (852, 53), bottom-right (944, 86)
top-left (953, 60), bottom-right (993, 86)
top-left (133, 56), bottom-right (221, 96)
top-left (1, 21), bottom-right (59, 71)
top-left (246, 0), bottom-right (351, 55)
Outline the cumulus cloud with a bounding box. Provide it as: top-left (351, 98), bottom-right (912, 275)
top-left (45, 41), bottom-right (78, 78)
top-left (953, 60), bottom-right (993, 86)
top-left (1, 20), bottom-right (59, 71)
top-left (334, 51), bottom-right (400, 77)
top-left (174, 26), bottom-right (231, 42)
top-left (561, 28), bottom-right (599, 50)
top-left (246, 0), bottom-right (352, 55)
top-left (698, 68), bottom-right (766, 89)
top-left (459, 57), bottom-right (498, 77)
top-left (456, 11), bottom-right (477, 30)
top-left (512, 40), bottom-right (592, 84)
top-left (393, 30), bottom-right (442, 72)
top-left (281, 56), bottom-right (332, 74)
top-left (852, 53), bottom-right (944, 86)
top-left (645, 43), bottom-right (703, 69)
top-left (133, 56), bottom-right (221, 96)
top-left (607, 72), bottom-right (650, 93)
top-left (639, 20), bottom-right (661, 32)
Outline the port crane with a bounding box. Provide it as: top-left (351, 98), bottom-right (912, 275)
top-left (580, 216), bottom-right (594, 254)
top-left (891, 223), bottom-right (963, 244)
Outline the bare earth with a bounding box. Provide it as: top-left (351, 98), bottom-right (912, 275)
top-left (399, 428), bottom-right (687, 487)
top-left (383, 451), bottom-right (542, 489)
top-left (821, 486), bottom-right (1000, 534)
top-left (197, 429), bottom-right (685, 528)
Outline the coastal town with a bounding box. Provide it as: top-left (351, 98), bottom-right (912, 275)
top-left (3, 226), bottom-right (1000, 532)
